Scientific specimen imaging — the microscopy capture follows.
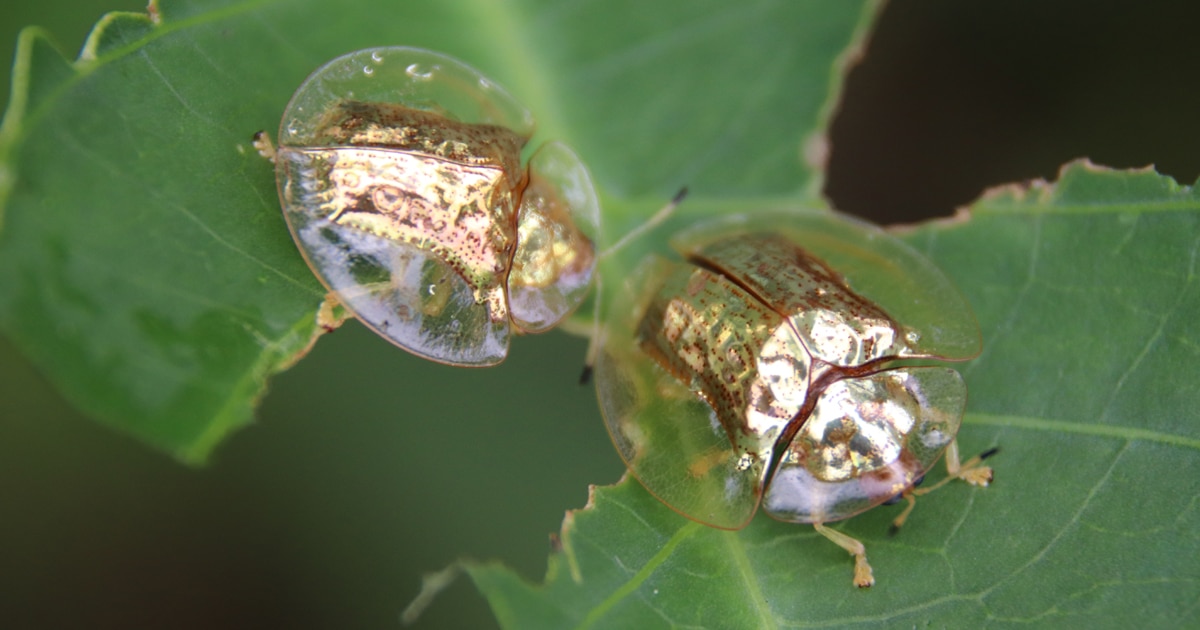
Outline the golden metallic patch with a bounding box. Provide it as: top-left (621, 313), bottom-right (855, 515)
top-left (264, 47), bottom-right (599, 366)
top-left (596, 211), bottom-right (994, 588)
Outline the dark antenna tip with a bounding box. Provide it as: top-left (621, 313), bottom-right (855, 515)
top-left (671, 186), bottom-right (689, 204)
top-left (979, 446), bottom-right (1001, 461)
top-left (578, 365), bottom-right (594, 386)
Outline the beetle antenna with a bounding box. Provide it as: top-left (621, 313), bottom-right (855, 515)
top-left (581, 187), bottom-right (688, 385)
top-left (598, 187), bottom-right (688, 261)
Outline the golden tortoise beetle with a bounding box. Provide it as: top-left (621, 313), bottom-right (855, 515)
top-left (594, 210), bottom-right (996, 587)
top-left (255, 47), bottom-right (600, 366)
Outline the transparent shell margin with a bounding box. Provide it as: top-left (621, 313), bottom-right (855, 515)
top-left (278, 47), bottom-right (536, 148)
top-left (596, 254), bottom-right (767, 530)
top-left (508, 141), bottom-right (601, 333)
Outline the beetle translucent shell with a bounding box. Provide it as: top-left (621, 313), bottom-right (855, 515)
top-left (595, 210), bottom-right (986, 584)
top-left (271, 47), bottom-right (600, 365)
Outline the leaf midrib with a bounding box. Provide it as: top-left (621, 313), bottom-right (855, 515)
top-left (576, 521), bottom-right (704, 629)
top-left (467, 0), bottom-right (571, 148)
top-left (969, 412), bottom-right (1200, 450)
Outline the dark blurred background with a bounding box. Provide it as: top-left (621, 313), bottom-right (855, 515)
top-left (1, 1), bottom-right (1197, 628)
top-left (828, 1), bottom-right (1200, 223)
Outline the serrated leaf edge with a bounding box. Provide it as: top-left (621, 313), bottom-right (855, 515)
top-left (805, 0), bottom-right (885, 200)
top-left (972, 159), bottom-right (1195, 214)
top-left (0, 0), bottom-right (275, 227)
top-left (179, 309), bottom-right (325, 464)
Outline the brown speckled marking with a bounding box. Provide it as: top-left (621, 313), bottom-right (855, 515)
top-left (637, 233), bottom-right (922, 486)
top-left (282, 101), bottom-right (531, 324)
top-left (602, 227), bottom-right (984, 588)
top-left (690, 234), bottom-right (908, 366)
top-left (311, 101), bottom-right (525, 176)
top-left (638, 264), bottom-right (813, 460)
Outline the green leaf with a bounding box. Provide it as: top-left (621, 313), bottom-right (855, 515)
top-left (0, 0), bottom-right (877, 461)
top-left (466, 162), bottom-right (1200, 627)
top-left (5, 0), bottom-right (1196, 626)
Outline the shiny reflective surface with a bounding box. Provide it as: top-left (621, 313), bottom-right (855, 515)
top-left (596, 210), bottom-right (979, 530)
top-left (272, 47), bottom-right (598, 365)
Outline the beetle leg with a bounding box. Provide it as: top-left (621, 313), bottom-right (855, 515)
top-left (889, 440), bottom-right (997, 532)
top-left (888, 492), bottom-right (918, 534)
top-left (316, 292), bottom-right (349, 334)
top-left (252, 130), bottom-right (277, 163)
top-left (934, 440), bottom-right (997, 489)
top-left (813, 523), bottom-right (875, 588)
top-left (946, 440), bottom-right (998, 487)
top-left (913, 440), bottom-right (996, 495)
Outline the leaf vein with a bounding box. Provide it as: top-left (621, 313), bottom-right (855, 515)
top-left (172, 202), bottom-right (317, 295)
top-left (469, 0), bottom-right (567, 143)
top-left (576, 521), bottom-right (703, 629)
top-left (964, 212), bottom-right (1042, 379)
top-left (968, 413), bottom-right (1200, 450)
top-left (50, 124), bottom-right (315, 297)
top-left (979, 442), bottom-right (1127, 598)
top-left (1098, 305), bottom-right (1172, 424)
top-left (138, 48), bottom-right (228, 132)
top-left (778, 593), bottom-right (981, 628)
top-left (721, 529), bottom-right (779, 630)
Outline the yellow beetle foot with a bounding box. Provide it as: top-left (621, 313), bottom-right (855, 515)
top-left (814, 522), bottom-right (875, 588)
